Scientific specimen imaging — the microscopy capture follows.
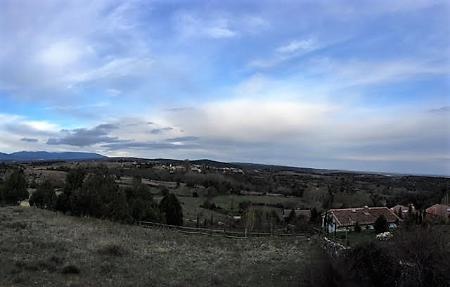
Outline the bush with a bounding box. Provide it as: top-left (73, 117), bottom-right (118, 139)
top-left (347, 242), bottom-right (400, 286)
top-left (97, 243), bottom-right (127, 257)
top-left (61, 264), bottom-right (80, 274)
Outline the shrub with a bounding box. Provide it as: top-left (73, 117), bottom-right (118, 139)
top-left (347, 242), bottom-right (400, 286)
top-left (61, 264), bottom-right (80, 274)
top-left (97, 243), bottom-right (126, 257)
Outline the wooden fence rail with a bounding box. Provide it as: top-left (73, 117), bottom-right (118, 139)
top-left (136, 221), bottom-right (309, 239)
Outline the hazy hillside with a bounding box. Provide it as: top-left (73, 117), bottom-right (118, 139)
top-left (0, 151), bottom-right (106, 162)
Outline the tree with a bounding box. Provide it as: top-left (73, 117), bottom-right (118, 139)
top-left (354, 222), bottom-right (362, 233)
top-left (56, 169), bottom-right (86, 213)
top-left (1, 169), bottom-right (28, 204)
top-left (29, 180), bottom-right (56, 209)
top-left (80, 172), bottom-right (118, 217)
top-left (393, 226), bottom-right (450, 287)
top-left (286, 209), bottom-right (297, 224)
top-left (65, 172), bottom-right (118, 217)
top-left (239, 201), bottom-right (252, 212)
top-left (125, 183), bottom-right (158, 222)
top-left (159, 193), bottom-right (183, 225)
top-left (108, 189), bottom-right (131, 222)
top-left (243, 207), bottom-right (256, 235)
top-left (310, 207), bottom-right (320, 223)
top-left (64, 169), bottom-right (86, 194)
top-left (374, 215), bottom-right (388, 234)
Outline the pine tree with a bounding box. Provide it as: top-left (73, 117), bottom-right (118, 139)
top-left (159, 193), bottom-right (183, 225)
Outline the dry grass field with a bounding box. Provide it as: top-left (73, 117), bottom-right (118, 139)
top-left (0, 206), bottom-right (315, 287)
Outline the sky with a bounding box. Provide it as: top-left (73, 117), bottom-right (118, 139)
top-left (0, 0), bottom-right (449, 175)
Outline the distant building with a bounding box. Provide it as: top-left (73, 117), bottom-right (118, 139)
top-left (426, 204), bottom-right (450, 222)
top-left (190, 166), bottom-right (202, 173)
top-left (390, 204), bottom-right (415, 217)
top-left (282, 209), bottom-right (311, 222)
top-left (323, 206), bottom-right (400, 233)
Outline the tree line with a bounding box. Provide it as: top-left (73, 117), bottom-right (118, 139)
top-left (0, 168), bottom-right (183, 226)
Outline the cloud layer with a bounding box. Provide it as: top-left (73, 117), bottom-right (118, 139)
top-left (0, 0), bottom-right (449, 175)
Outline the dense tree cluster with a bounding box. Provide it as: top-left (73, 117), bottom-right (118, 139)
top-left (55, 169), bottom-right (161, 223)
top-left (17, 168), bottom-right (179, 226)
top-left (0, 169), bottom-right (28, 204)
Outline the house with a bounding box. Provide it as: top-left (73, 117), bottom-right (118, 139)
top-left (425, 204), bottom-right (450, 222)
top-left (322, 206), bottom-right (400, 233)
top-left (390, 204), bottom-right (415, 218)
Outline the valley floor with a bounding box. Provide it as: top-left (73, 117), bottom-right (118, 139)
top-left (0, 206), bottom-right (314, 287)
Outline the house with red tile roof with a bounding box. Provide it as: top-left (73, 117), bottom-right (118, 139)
top-left (322, 206), bottom-right (400, 233)
top-left (425, 204), bottom-right (450, 222)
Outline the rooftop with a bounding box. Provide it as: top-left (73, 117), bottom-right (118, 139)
top-left (329, 207), bottom-right (400, 227)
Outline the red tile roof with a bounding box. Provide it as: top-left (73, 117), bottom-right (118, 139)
top-left (426, 204), bottom-right (450, 218)
top-left (329, 207), bottom-right (400, 227)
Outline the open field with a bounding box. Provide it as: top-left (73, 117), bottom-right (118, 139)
top-left (0, 206), bottom-right (315, 287)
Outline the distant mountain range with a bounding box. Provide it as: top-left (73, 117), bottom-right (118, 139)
top-left (0, 151), bottom-right (106, 162)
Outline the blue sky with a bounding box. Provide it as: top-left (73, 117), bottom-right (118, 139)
top-left (0, 0), bottom-right (449, 175)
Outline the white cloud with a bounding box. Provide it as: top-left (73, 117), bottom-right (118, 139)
top-left (249, 38), bottom-right (320, 69)
top-left (174, 12), bottom-right (238, 39)
top-left (167, 99), bottom-right (332, 142)
top-left (205, 25), bottom-right (236, 39)
top-left (307, 58), bottom-right (449, 87)
top-left (276, 39), bottom-right (317, 54)
top-left (67, 57), bottom-right (153, 85)
top-left (37, 39), bottom-right (93, 68)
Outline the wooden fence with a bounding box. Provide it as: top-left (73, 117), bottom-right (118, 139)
top-left (137, 221), bottom-right (309, 239)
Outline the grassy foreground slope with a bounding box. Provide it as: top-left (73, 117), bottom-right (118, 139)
top-left (0, 206), bottom-right (313, 287)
